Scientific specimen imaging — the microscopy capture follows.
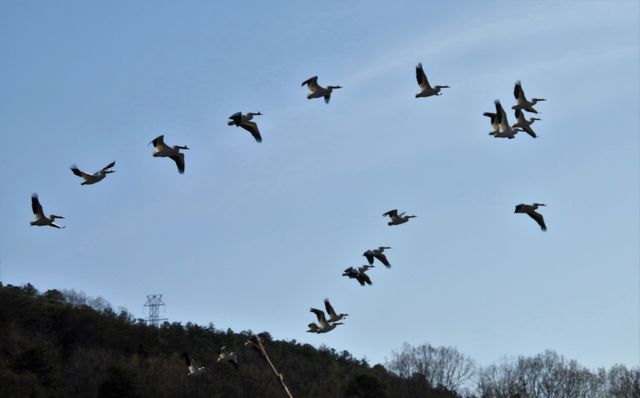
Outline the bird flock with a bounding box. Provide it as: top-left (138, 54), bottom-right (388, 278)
top-left (27, 64), bottom-right (548, 376)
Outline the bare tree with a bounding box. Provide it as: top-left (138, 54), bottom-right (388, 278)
top-left (607, 365), bottom-right (640, 398)
top-left (477, 350), bottom-right (609, 398)
top-left (387, 342), bottom-right (476, 392)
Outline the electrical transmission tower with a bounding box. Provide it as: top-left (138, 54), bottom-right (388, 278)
top-left (144, 294), bottom-right (167, 327)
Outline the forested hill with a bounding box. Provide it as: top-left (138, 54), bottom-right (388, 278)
top-left (0, 283), bottom-right (457, 398)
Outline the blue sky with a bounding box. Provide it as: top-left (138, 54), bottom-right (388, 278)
top-left (1, 1), bottom-right (638, 370)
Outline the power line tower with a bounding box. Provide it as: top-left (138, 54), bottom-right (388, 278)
top-left (144, 294), bottom-right (167, 327)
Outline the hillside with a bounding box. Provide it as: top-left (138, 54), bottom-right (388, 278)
top-left (0, 283), bottom-right (458, 398)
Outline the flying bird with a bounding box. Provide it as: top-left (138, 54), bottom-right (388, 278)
top-left (490, 100), bottom-right (521, 139)
top-left (150, 135), bottom-right (189, 174)
top-left (363, 246), bottom-right (392, 268)
top-left (415, 63), bottom-right (449, 98)
top-left (309, 307), bottom-right (343, 333)
top-left (227, 112), bottom-right (263, 143)
top-left (70, 161), bottom-right (115, 185)
top-left (324, 299), bottom-right (348, 323)
top-left (301, 76), bottom-right (342, 104)
top-left (512, 80), bottom-right (546, 113)
top-left (217, 346), bottom-right (239, 369)
top-left (514, 203), bottom-right (547, 231)
top-left (342, 265), bottom-right (374, 286)
top-left (30, 194), bottom-right (65, 229)
top-left (382, 209), bottom-right (416, 226)
top-left (512, 109), bottom-right (541, 138)
top-left (182, 352), bottom-right (207, 376)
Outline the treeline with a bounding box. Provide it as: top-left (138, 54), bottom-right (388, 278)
top-left (1, 283), bottom-right (637, 397)
top-left (0, 283), bottom-right (456, 398)
top-left (386, 343), bottom-right (639, 398)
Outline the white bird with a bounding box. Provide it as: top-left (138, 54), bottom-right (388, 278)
top-left (512, 109), bottom-right (541, 138)
top-left (382, 209), bottom-right (416, 226)
top-left (490, 100), bottom-right (521, 139)
top-left (182, 352), bottom-right (207, 376)
top-left (515, 203), bottom-right (547, 231)
top-left (30, 194), bottom-right (65, 229)
top-left (363, 246), bottom-right (391, 268)
top-left (301, 76), bottom-right (342, 104)
top-left (415, 63), bottom-right (449, 98)
top-left (70, 161), bottom-right (115, 185)
top-left (227, 112), bottom-right (263, 143)
top-left (217, 346), bottom-right (239, 369)
top-left (324, 298), bottom-right (348, 323)
top-left (512, 80), bottom-right (546, 113)
top-left (309, 307), bottom-right (343, 333)
top-left (150, 135), bottom-right (189, 174)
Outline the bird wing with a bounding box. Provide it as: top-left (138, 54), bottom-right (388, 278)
top-left (151, 135), bottom-right (167, 150)
top-left (310, 308), bottom-right (327, 324)
top-left (495, 101), bottom-right (510, 129)
top-left (363, 251), bottom-right (374, 265)
top-left (528, 211), bottom-right (547, 231)
top-left (483, 112), bottom-right (498, 126)
top-left (182, 352), bottom-right (192, 367)
top-left (514, 81), bottom-right (526, 101)
top-left (416, 63), bottom-right (431, 90)
top-left (324, 299), bottom-right (337, 318)
top-left (31, 194), bottom-right (44, 217)
top-left (374, 252), bottom-right (391, 268)
top-left (358, 272), bottom-right (372, 285)
top-left (101, 161), bottom-right (116, 172)
top-left (70, 165), bottom-right (91, 179)
top-left (186, 354), bottom-right (201, 370)
top-left (240, 121), bottom-right (262, 143)
top-left (514, 108), bottom-right (522, 119)
top-left (229, 112), bottom-right (242, 124)
top-left (229, 356), bottom-right (239, 369)
top-left (169, 152), bottom-right (185, 174)
top-left (521, 126), bottom-right (537, 138)
top-left (302, 76), bottom-right (320, 91)
top-left (383, 209), bottom-right (398, 218)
